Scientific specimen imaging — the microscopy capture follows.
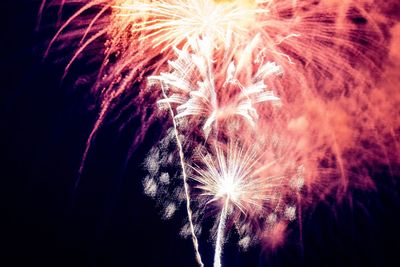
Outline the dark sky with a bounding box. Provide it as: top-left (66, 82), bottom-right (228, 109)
top-left (1, 1), bottom-right (400, 267)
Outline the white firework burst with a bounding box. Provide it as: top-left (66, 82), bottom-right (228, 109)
top-left (149, 36), bottom-right (281, 137)
top-left (113, 0), bottom-right (265, 51)
top-left (190, 142), bottom-right (286, 218)
top-left (189, 141), bottom-right (294, 267)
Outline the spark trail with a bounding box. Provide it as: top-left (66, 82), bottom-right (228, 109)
top-left (159, 82), bottom-right (204, 266)
top-left (214, 197), bottom-right (228, 267)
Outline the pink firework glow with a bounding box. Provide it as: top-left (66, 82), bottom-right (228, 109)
top-left (40, 0), bottom-right (400, 266)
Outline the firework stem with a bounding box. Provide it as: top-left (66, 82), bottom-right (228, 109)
top-left (160, 84), bottom-right (204, 267)
top-left (214, 197), bottom-right (230, 267)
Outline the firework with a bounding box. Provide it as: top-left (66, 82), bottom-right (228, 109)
top-left (41, 0), bottom-right (400, 266)
top-left (190, 142), bottom-right (296, 267)
top-left (149, 35), bottom-right (281, 138)
top-left (147, 36), bottom-right (299, 266)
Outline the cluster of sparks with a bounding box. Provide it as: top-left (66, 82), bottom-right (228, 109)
top-left (114, 0), bottom-right (264, 51)
top-left (41, 0), bottom-right (400, 266)
top-left (150, 35), bottom-right (282, 137)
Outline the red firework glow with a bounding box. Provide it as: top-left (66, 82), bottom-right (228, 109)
top-left (39, 0), bottom-right (400, 266)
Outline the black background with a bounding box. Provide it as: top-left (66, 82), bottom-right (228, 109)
top-left (1, 1), bottom-right (400, 266)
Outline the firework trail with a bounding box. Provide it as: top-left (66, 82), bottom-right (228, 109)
top-left (157, 75), bottom-right (205, 266)
top-left (40, 0), bottom-right (400, 266)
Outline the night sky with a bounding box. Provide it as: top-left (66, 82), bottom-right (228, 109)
top-left (2, 1), bottom-right (400, 267)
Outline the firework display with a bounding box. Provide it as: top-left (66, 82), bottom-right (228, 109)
top-left (39, 0), bottom-right (400, 266)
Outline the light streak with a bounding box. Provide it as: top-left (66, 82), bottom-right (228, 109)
top-left (159, 82), bottom-right (204, 267)
top-left (214, 197), bottom-right (228, 267)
